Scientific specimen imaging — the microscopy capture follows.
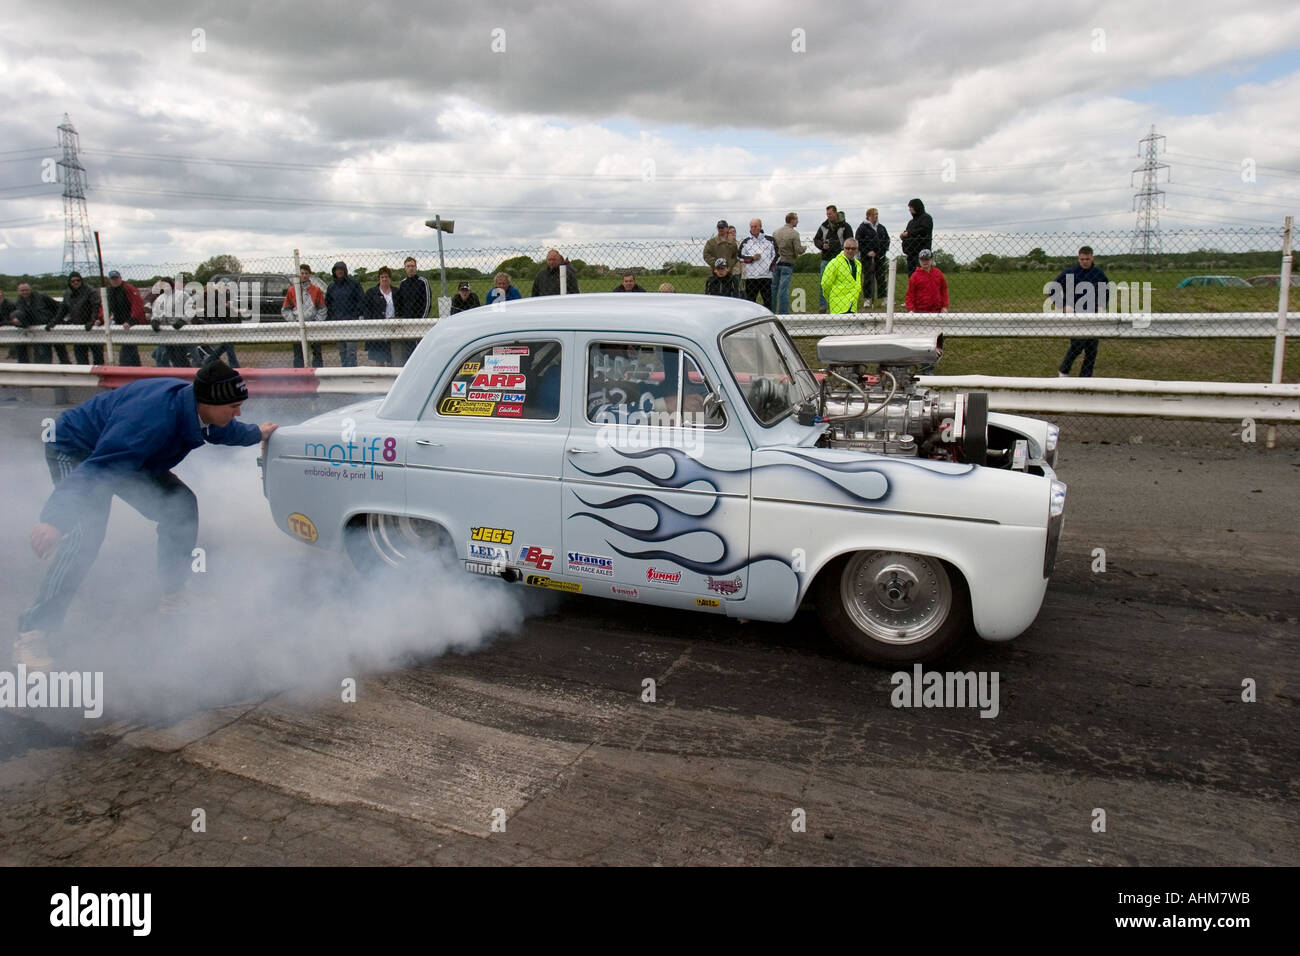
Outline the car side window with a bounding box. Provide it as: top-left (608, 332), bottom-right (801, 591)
top-left (586, 342), bottom-right (725, 428)
top-left (427, 339), bottom-right (562, 421)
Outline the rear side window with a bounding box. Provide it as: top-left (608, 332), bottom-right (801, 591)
top-left (428, 340), bottom-right (562, 421)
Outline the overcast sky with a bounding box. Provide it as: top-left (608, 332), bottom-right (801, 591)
top-left (2, 0), bottom-right (1299, 274)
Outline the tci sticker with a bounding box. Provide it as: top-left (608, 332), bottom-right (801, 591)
top-left (694, 597), bottom-right (721, 608)
top-left (471, 526), bottom-right (514, 544)
top-left (287, 512), bottom-right (318, 543)
top-left (440, 398), bottom-right (495, 416)
top-left (526, 575), bottom-right (581, 593)
top-left (519, 545), bottom-right (555, 571)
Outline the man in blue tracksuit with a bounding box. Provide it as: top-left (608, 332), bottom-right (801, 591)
top-left (1051, 245), bottom-right (1110, 377)
top-left (15, 360), bottom-right (277, 668)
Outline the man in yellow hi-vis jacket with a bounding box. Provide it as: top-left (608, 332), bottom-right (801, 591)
top-left (820, 238), bottom-right (863, 314)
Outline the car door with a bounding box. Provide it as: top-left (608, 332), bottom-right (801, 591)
top-left (561, 335), bottom-right (752, 607)
top-left (404, 333), bottom-right (571, 577)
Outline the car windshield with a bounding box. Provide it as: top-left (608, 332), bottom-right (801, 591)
top-left (720, 319), bottom-right (819, 425)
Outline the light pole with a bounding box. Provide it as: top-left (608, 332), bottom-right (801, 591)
top-left (424, 216), bottom-right (455, 317)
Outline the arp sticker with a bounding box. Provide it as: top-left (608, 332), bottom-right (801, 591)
top-left (519, 545), bottom-right (555, 571)
top-left (471, 526), bottom-right (514, 544)
top-left (439, 398), bottom-right (496, 416)
top-left (694, 597), bottom-right (721, 608)
top-left (287, 512), bottom-right (318, 543)
top-left (495, 403), bottom-right (523, 417)
top-left (526, 574), bottom-right (581, 593)
top-left (451, 381), bottom-right (467, 397)
top-left (459, 361), bottom-right (481, 375)
top-left (470, 372), bottom-right (526, 390)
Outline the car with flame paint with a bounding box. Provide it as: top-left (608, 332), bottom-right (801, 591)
top-left (261, 295), bottom-right (1065, 664)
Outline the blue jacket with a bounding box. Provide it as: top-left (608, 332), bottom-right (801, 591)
top-left (485, 285), bottom-right (522, 305)
top-left (43, 378), bottom-right (261, 530)
top-left (1050, 263), bottom-right (1110, 312)
top-left (325, 262), bottom-right (364, 320)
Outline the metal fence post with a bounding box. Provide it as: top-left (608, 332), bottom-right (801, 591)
top-left (1267, 215), bottom-right (1293, 449)
top-left (884, 256), bottom-right (898, 333)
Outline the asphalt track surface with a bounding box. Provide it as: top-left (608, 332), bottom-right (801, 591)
top-left (0, 395), bottom-right (1295, 865)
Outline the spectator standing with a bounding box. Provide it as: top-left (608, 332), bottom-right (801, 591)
top-left (12, 283), bottom-right (70, 364)
top-left (195, 281), bottom-right (241, 368)
top-left (324, 261), bottom-right (364, 367)
top-left (99, 270), bottom-right (145, 366)
top-left (1053, 245), bottom-right (1109, 377)
top-left (900, 198), bottom-right (934, 275)
top-left (855, 208), bottom-right (890, 307)
top-left (362, 267), bottom-right (398, 365)
top-left (905, 249), bottom-right (948, 314)
top-left (485, 272), bottom-right (522, 305)
top-left (820, 239), bottom-right (863, 314)
top-left (55, 272), bottom-right (103, 364)
top-left (532, 249), bottom-right (580, 296)
top-left (613, 273), bottom-right (646, 292)
top-left (738, 218), bottom-right (778, 309)
top-left (771, 212), bottom-right (805, 314)
top-left (14, 361), bottom-right (277, 668)
top-left (147, 280), bottom-right (192, 368)
top-left (282, 264), bottom-right (326, 368)
top-left (702, 220), bottom-right (738, 273)
top-left (449, 282), bottom-right (481, 314)
top-left (393, 256), bottom-right (430, 365)
top-left (813, 204), bottom-right (853, 312)
top-left (704, 258), bottom-right (741, 298)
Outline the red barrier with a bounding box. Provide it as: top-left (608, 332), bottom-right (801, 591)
top-left (90, 365), bottom-right (320, 395)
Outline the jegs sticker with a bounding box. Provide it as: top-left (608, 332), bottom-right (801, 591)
top-left (471, 526), bottom-right (514, 544)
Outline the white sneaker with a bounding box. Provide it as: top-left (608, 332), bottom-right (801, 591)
top-left (1058, 372), bottom-right (1069, 378)
top-left (13, 631), bottom-right (53, 669)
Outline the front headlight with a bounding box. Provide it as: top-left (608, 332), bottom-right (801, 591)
top-left (1044, 479), bottom-right (1067, 577)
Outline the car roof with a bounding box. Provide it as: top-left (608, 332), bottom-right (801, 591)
top-left (437, 292), bottom-right (773, 338)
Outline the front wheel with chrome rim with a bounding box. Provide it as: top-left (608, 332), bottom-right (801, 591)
top-left (814, 550), bottom-right (970, 665)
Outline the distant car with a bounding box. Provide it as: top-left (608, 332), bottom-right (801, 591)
top-left (261, 295), bottom-right (1067, 666)
top-left (1176, 275), bottom-right (1251, 288)
top-left (1247, 275), bottom-right (1300, 288)
top-left (210, 272), bottom-right (294, 321)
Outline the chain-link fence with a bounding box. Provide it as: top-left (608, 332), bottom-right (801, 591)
top-left (3, 227), bottom-right (1294, 445)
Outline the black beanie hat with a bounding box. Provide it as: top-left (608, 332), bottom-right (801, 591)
top-left (193, 359), bottom-right (248, 405)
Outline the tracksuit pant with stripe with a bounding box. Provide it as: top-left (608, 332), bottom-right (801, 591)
top-left (19, 444), bottom-right (198, 634)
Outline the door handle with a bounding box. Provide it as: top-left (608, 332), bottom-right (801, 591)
top-left (415, 440), bottom-right (443, 447)
top-left (566, 447), bottom-right (594, 454)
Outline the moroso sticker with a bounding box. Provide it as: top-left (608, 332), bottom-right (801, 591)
top-left (706, 576), bottom-right (743, 595)
top-left (494, 346), bottom-right (530, 355)
top-left (501, 392), bottom-right (526, 403)
top-left (519, 545), bottom-right (555, 570)
top-left (465, 561), bottom-right (504, 576)
top-left (459, 361), bottom-right (481, 375)
top-left (471, 526), bottom-right (514, 544)
top-left (526, 574), bottom-right (581, 593)
top-left (468, 543), bottom-right (511, 563)
top-left (610, 585), bottom-right (638, 598)
top-left (439, 398), bottom-right (495, 416)
top-left (287, 512), bottom-right (318, 543)
top-left (468, 390), bottom-right (500, 402)
top-left (694, 597), bottom-right (721, 608)
top-left (495, 403), bottom-right (523, 417)
top-left (471, 372), bottom-right (526, 390)
top-left (646, 567), bottom-right (681, 585)
top-left (451, 381), bottom-right (467, 397)
top-left (567, 552), bottom-right (614, 576)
